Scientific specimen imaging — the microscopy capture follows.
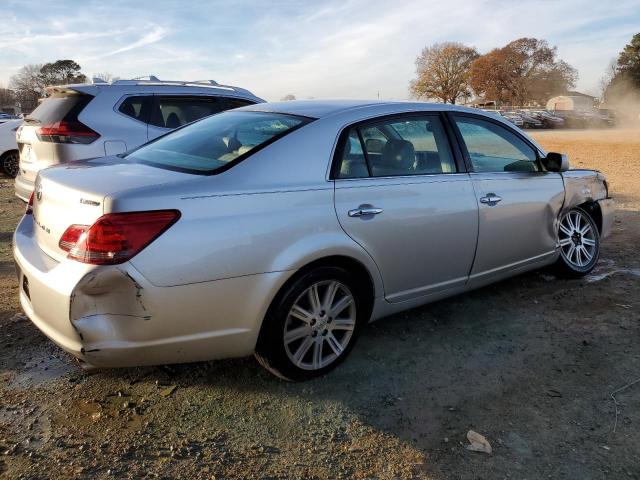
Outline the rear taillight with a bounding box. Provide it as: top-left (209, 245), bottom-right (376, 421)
top-left (59, 210), bottom-right (180, 265)
top-left (26, 192), bottom-right (34, 215)
top-left (36, 120), bottom-right (99, 144)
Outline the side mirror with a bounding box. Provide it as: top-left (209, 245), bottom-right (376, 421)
top-left (542, 152), bottom-right (569, 172)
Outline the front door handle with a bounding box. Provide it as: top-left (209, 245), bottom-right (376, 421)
top-left (348, 207), bottom-right (383, 217)
top-left (479, 193), bottom-right (502, 206)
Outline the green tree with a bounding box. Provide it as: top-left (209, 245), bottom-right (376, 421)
top-left (39, 60), bottom-right (87, 87)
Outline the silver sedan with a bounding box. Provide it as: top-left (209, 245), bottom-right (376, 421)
top-left (13, 100), bottom-right (614, 380)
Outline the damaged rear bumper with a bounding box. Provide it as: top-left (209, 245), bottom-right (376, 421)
top-left (597, 197), bottom-right (615, 239)
top-left (13, 215), bottom-right (285, 368)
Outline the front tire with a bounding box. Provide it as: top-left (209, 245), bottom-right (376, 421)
top-left (255, 266), bottom-right (367, 381)
top-left (1, 150), bottom-right (19, 178)
top-left (554, 207), bottom-right (600, 278)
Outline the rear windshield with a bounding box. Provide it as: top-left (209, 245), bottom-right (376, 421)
top-left (26, 94), bottom-right (91, 124)
top-left (126, 111), bottom-right (311, 174)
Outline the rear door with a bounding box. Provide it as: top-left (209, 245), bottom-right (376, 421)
top-left (450, 113), bottom-right (564, 283)
top-left (333, 113), bottom-right (478, 302)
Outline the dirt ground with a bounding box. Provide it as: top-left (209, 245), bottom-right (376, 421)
top-left (0, 128), bottom-right (639, 479)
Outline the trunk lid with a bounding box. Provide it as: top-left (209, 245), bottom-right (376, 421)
top-left (32, 157), bottom-right (192, 261)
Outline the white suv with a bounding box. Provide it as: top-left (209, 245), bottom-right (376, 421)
top-left (15, 77), bottom-right (264, 201)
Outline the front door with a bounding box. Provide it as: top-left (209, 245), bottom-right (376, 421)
top-left (450, 114), bottom-right (565, 283)
top-left (333, 114), bottom-right (478, 302)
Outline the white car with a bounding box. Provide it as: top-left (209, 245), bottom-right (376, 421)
top-left (0, 119), bottom-right (21, 177)
top-left (15, 77), bottom-right (264, 201)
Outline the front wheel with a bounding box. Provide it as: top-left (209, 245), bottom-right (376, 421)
top-left (554, 208), bottom-right (600, 277)
top-left (255, 266), bottom-right (367, 381)
top-left (1, 150), bottom-right (19, 178)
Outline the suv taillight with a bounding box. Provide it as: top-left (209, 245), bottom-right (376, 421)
top-left (36, 120), bottom-right (99, 144)
top-left (58, 210), bottom-right (180, 265)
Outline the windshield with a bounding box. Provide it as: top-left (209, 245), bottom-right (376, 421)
top-left (126, 111), bottom-right (311, 174)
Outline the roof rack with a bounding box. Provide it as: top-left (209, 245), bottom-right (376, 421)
top-left (107, 76), bottom-right (254, 96)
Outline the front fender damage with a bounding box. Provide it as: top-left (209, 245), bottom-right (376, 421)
top-left (69, 267), bottom-right (152, 358)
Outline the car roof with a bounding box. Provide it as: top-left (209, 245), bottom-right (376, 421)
top-left (239, 99), bottom-right (485, 119)
top-left (45, 82), bottom-right (264, 102)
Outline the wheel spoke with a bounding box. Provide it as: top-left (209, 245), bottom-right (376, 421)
top-left (580, 223), bottom-right (592, 235)
top-left (284, 325), bottom-right (311, 344)
top-left (308, 284), bottom-right (321, 312)
top-left (330, 295), bottom-right (353, 317)
top-left (559, 237), bottom-right (573, 247)
top-left (575, 246), bottom-right (583, 266)
top-left (326, 332), bottom-right (343, 355)
top-left (290, 305), bottom-right (313, 324)
top-left (579, 246), bottom-right (592, 262)
top-left (566, 244), bottom-right (576, 263)
top-left (559, 222), bottom-right (573, 236)
top-left (331, 318), bottom-right (355, 331)
top-left (312, 341), bottom-right (322, 369)
top-left (582, 237), bottom-right (596, 247)
top-left (323, 281), bottom-right (339, 311)
top-left (293, 336), bottom-right (314, 363)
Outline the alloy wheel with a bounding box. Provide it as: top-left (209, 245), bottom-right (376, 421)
top-left (283, 280), bottom-right (356, 370)
top-left (3, 151), bottom-right (19, 178)
top-left (558, 209), bottom-right (597, 268)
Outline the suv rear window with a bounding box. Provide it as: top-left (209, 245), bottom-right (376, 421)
top-left (126, 111), bottom-right (310, 174)
top-left (118, 96), bottom-right (152, 123)
top-left (26, 93), bottom-right (92, 124)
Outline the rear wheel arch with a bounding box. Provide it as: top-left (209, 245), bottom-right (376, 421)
top-left (257, 255), bottom-right (376, 343)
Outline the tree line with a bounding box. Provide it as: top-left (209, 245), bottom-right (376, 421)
top-left (410, 33), bottom-right (640, 115)
top-left (409, 37), bottom-right (578, 106)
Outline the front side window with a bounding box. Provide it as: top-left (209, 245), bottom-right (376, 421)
top-left (126, 111), bottom-right (310, 174)
top-left (150, 96), bottom-right (225, 129)
top-left (453, 116), bottom-right (539, 173)
top-left (336, 115), bottom-right (456, 178)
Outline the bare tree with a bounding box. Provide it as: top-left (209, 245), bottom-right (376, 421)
top-left (409, 42), bottom-right (479, 104)
top-left (9, 64), bottom-right (44, 113)
top-left (280, 94), bottom-right (296, 101)
top-left (92, 72), bottom-right (117, 83)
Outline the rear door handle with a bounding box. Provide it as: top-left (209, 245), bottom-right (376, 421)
top-left (479, 194), bottom-right (502, 206)
top-left (348, 207), bottom-right (383, 217)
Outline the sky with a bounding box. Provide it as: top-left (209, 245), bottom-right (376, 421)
top-left (1, 0), bottom-right (639, 101)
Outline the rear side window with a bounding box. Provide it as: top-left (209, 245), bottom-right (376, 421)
top-left (150, 96), bottom-right (224, 129)
top-left (118, 96), bottom-right (152, 124)
top-left (126, 111), bottom-right (310, 174)
top-left (26, 94), bottom-right (92, 124)
top-left (336, 115), bottom-right (456, 178)
top-left (453, 116), bottom-right (539, 173)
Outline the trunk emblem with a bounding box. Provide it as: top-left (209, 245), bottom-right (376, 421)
top-left (80, 198), bottom-right (101, 206)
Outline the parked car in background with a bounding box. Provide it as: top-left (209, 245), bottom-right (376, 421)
top-left (0, 113), bottom-right (20, 124)
top-left (13, 100), bottom-right (613, 380)
top-left (529, 110), bottom-right (565, 129)
top-left (515, 110), bottom-right (543, 129)
top-left (14, 77), bottom-right (264, 201)
top-left (0, 119), bottom-right (21, 177)
top-left (498, 111), bottom-right (524, 127)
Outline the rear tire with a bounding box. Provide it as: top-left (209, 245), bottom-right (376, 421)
top-left (553, 207), bottom-right (600, 278)
top-left (1, 150), bottom-right (19, 178)
top-left (255, 266), bottom-right (367, 381)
